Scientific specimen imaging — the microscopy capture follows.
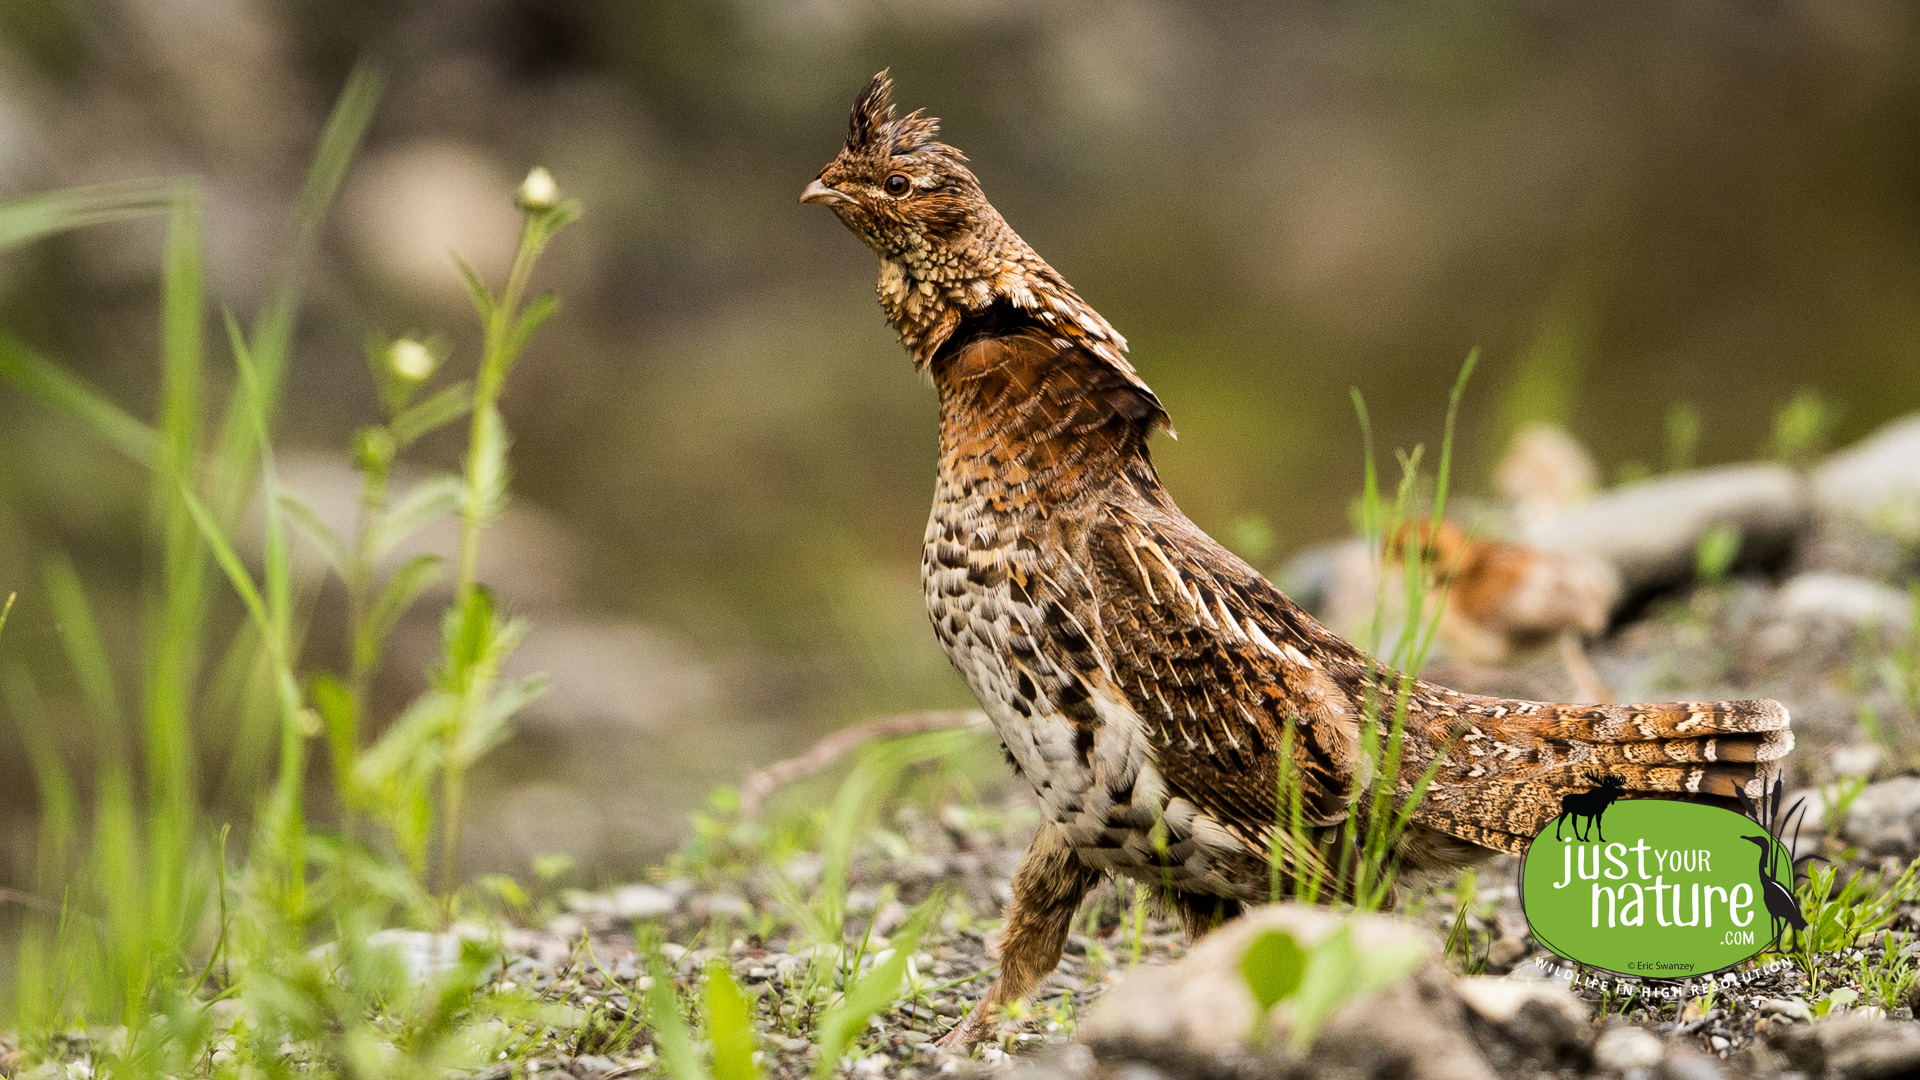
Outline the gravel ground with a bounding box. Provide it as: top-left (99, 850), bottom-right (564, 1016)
top-left (485, 562), bottom-right (1920, 1080)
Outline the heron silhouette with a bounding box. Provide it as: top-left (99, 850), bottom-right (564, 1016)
top-left (1742, 834), bottom-right (1809, 949)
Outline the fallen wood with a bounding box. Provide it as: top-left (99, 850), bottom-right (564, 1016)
top-left (738, 709), bottom-right (989, 818)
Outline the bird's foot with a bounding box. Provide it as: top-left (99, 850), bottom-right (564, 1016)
top-left (933, 1011), bottom-right (992, 1050)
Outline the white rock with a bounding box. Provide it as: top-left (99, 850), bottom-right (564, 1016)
top-left (1814, 413), bottom-right (1920, 539)
top-left (611, 883), bottom-right (678, 919)
top-left (1758, 997), bottom-right (1813, 1021)
top-left (364, 928), bottom-right (486, 985)
top-left (1593, 1025), bottom-right (1664, 1072)
top-left (343, 141), bottom-right (522, 305)
top-left (1521, 464), bottom-right (1806, 592)
top-left (1775, 572), bottom-right (1913, 634)
top-left (1497, 423), bottom-right (1600, 524)
top-left (1085, 904), bottom-right (1507, 1080)
top-left (1832, 744), bottom-right (1885, 779)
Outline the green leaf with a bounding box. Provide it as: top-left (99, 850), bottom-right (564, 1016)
top-left (308, 672), bottom-right (357, 793)
top-left (444, 586), bottom-right (496, 678)
top-left (1287, 925), bottom-right (1426, 1052)
top-left (453, 256), bottom-right (496, 324)
top-left (372, 475), bottom-right (463, 559)
top-left (647, 955), bottom-right (710, 1080)
top-left (354, 690), bottom-right (454, 794)
top-left (1241, 929), bottom-right (1305, 1013)
top-left (464, 672), bottom-right (547, 762)
top-left (277, 490), bottom-right (350, 579)
top-left (178, 481), bottom-right (274, 650)
top-left (390, 380), bottom-right (473, 448)
top-left (705, 961), bottom-right (761, 1080)
top-left (0, 334), bottom-right (157, 465)
top-left (502, 292), bottom-right (559, 375)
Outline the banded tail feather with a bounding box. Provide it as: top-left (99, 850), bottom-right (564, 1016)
top-left (1415, 695), bottom-right (1792, 856)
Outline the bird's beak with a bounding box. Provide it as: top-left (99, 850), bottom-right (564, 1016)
top-left (800, 179), bottom-right (852, 206)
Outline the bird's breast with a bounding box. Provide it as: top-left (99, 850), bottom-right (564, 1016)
top-left (922, 477), bottom-right (1268, 900)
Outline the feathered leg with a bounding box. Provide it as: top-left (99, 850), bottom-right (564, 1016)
top-left (936, 824), bottom-right (1100, 1048)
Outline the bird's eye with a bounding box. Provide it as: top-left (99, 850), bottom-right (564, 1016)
top-left (883, 173), bottom-right (910, 196)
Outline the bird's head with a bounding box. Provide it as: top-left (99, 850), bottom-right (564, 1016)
top-left (801, 71), bottom-right (1136, 379)
top-left (1741, 834), bottom-right (1772, 850)
top-left (801, 70), bottom-right (988, 264)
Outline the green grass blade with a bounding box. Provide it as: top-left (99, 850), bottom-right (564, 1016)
top-left (0, 178), bottom-right (192, 252)
top-left (142, 188), bottom-right (205, 939)
top-left (210, 62), bottom-right (381, 521)
top-left (646, 955), bottom-right (711, 1080)
top-left (41, 556), bottom-right (127, 757)
top-left (814, 899), bottom-right (935, 1079)
top-left (704, 961), bottom-right (761, 1080)
top-left (1429, 348), bottom-right (1478, 525)
top-left (0, 334), bottom-right (157, 464)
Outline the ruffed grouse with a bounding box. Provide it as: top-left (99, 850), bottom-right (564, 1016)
top-left (802, 73), bottom-right (1793, 1047)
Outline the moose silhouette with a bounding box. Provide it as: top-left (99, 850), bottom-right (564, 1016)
top-left (1552, 771), bottom-right (1626, 843)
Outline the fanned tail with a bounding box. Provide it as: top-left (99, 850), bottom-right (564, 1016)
top-left (1412, 695), bottom-right (1793, 856)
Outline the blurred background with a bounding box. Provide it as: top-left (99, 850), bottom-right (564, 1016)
top-left (0, 0), bottom-right (1914, 880)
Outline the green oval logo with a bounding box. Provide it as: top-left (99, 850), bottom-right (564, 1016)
top-left (1520, 798), bottom-right (1798, 979)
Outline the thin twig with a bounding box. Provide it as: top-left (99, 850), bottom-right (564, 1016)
top-left (0, 887), bottom-right (66, 915)
top-left (739, 710), bottom-right (988, 818)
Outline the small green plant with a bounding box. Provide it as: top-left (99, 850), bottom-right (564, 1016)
top-left (1441, 870), bottom-right (1490, 976)
top-left (0, 62), bottom-right (582, 1078)
top-left (1812, 986), bottom-right (1859, 1019)
top-left (1789, 859), bottom-right (1920, 987)
top-left (640, 898), bottom-right (939, 1080)
top-left (1767, 389), bottom-right (1837, 468)
top-left (1858, 930), bottom-right (1919, 1012)
top-left (1665, 401), bottom-right (1701, 473)
top-left (1818, 775), bottom-right (1870, 838)
top-left (1695, 522), bottom-right (1741, 582)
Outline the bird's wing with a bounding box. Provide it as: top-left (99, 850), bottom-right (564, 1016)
top-left (1072, 500), bottom-right (1380, 860)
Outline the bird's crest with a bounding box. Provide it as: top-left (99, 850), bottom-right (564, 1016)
top-left (846, 70), bottom-right (950, 160)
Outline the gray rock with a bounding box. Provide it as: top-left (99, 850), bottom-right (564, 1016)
top-left (1520, 464), bottom-right (1807, 594)
top-left (1833, 744), bottom-right (1887, 780)
top-left (1842, 777), bottom-right (1920, 857)
top-left (1766, 1014), bottom-right (1920, 1079)
top-left (1814, 414), bottom-right (1920, 541)
top-left (1083, 904), bottom-right (1575, 1080)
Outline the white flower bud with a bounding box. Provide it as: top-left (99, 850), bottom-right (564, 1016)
top-left (517, 167), bottom-right (560, 211)
top-left (387, 338), bottom-right (436, 382)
